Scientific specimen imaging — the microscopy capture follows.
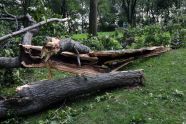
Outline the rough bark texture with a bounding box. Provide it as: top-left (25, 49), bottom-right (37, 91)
top-left (0, 57), bottom-right (21, 68)
top-left (89, 0), bottom-right (98, 36)
top-left (22, 31), bottom-right (34, 45)
top-left (20, 45), bottom-right (170, 75)
top-left (0, 70), bottom-right (144, 119)
top-left (0, 45), bottom-right (170, 71)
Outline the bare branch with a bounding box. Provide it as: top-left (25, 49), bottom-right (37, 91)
top-left (0, 18), bottom-right (69, 42)
top-left (3, 6), bottom-right (18, 30)
top-left (3, 6), bottom-right (16, 18)
top-left (0, 17), bottom-right (15, 21)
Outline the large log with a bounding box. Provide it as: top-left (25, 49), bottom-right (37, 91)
top-left (0, 70), bottom-right (144, 119)
top-left (0, 57), bottom-right (20, 68)
top-left (20, 45), bottom-right (170, 75)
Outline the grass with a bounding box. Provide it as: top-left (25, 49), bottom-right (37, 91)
top-left (0, 68), bottom-right (71, 97)
top-left (1, 48), bottom-right (186, 124)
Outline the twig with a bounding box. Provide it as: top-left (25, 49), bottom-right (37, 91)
top-left (0, 17), bottom-right (16, 21)
top-left (3, 6), bottom-right (19, 30)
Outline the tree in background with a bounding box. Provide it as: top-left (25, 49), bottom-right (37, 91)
top-left (98, 0), bottom-right (119, 31)
top-left (0, 0), bottom-right (185, 34)
top-left (89, 0), bottom-right (98, 36)
top-left (121, 0), bottom-right (138, 27)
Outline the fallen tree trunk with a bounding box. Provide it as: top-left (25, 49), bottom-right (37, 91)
top-left (0, 70), bottom-right (144, 119)
top-left (0, 57), bottom-right (20, 68)
top-left (0, 45), bottom-right (170, 72)
top-left (20, 45), bottom-right (170, 75)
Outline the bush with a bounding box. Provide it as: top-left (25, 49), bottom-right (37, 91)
top-left (143, 25), bottom-right (161, 35)
top-left (144, 34), bottom-right (157, 46)
top-left (156, 32), bottom-right (171, 46)
top-left (99, 35), bottom-right (122, 50)
top-left (81, 35), bottom-right (122, 51)
top-left (144, 31), bottom-right (171, 46)
top-left (81, 37), bottom-right (104, 51)
top-left (114, 25), bottom-right (170, 48)
top-left (171, 29), bottom-right (186, 48)
top-left (180, 29), bottom-right (186, 45)
top-left (79, 24), bottom-right (183, 50)
top-left (132, 36), bottom-right (145, 49)
top-left (166, 23), bottom-right (182, 34)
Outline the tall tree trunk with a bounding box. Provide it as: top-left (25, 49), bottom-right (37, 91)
top-left (82, 15), bottom-right (85, 33)
top-left (61, 0), bottom-right (67, 18)
top-left (122, 0), bottom-right (137, 27)
top-left (80, 0), bottom-right (85, 33)
top-left (21, 0), bottom-right (31, 27)
top-left (89, 0), bottom-right (98, 36)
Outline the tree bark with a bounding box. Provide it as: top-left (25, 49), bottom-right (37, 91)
top-left (89, 0), bottom-right (98, 36)
top-left (61, 0), bottom-right (67, 18)
top-left (0, 45), bottom-right (170, 71)
top-left (0, 57), bottom-right (21, 68)
top-left (0, 70), bottom-right (144, 119)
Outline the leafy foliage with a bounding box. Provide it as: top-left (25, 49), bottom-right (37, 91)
top-left (81, 35), bottom-right (122, 51)
top-left (0, 0), bottom-right (186, 123)
top-left (1, 48), bottom-right (185, 124)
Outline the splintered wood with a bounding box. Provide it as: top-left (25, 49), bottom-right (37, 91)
top-left (20, 45), bottom-right (170, 75)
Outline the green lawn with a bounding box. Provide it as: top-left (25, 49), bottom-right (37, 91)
top-left (1, 48), bottom-right (186, 124)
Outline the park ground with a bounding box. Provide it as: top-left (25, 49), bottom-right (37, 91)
top-left (1, 48), bottom-right (185, 124)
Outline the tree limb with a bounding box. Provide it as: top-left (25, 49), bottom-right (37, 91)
top-left (0, 18), bottom-right (69, 42)
top-left (0, 17), bottom-right (16, 21)
top-left (3, 6), bottom-right (19, 30)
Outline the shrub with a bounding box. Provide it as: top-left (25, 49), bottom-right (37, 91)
top-left (144, 25), bottom-right (161, 35)
top-left (180, 29), bottom-right (186, 46)
top-left (132, 36), bottom-right (145, 49)
top-left (130, 26), bottom-right (144, 37)
top-left (156, 32), bottom-right (171, 46)
top-left (99, 35), bottom-right (122, 50)
top-left (166, 23), bottom-right (182, 34)
top-left (171, 29), bottom-right (186, 48)
top-left (81, 37), bottom-right (104, 51)
top-left (144, 32), bottom-right (171, 46)
top-left (81, 35), bottom-right (122, 51)
top-left (144, 34), bottom-right (157, 46)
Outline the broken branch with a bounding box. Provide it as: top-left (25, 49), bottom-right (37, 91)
top-left (0, 18), bottom-right (69, 42)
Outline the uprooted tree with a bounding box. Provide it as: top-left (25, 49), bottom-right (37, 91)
top-left (0, 13), bottom-right (170, 119)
